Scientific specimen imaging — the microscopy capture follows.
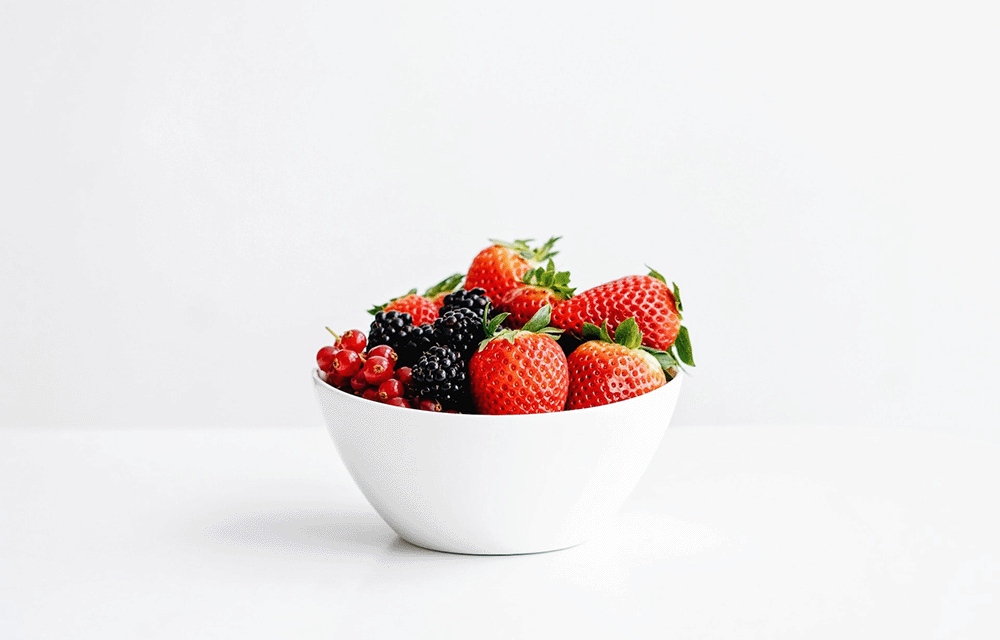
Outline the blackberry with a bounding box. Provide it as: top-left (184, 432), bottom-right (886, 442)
top-left (432, 307), bottom-right (486, 361)
top-left (438, 287), bottom-right (492, 317)
top-left (368, 310), bottom-right (414, 354)
top-left (397, 322), bottom-right (436, 367)
top-left (412, 345), bottom-right (469, 410)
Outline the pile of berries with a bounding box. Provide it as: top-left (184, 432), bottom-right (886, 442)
top-left (315, 237), bottom-right (697, 415)
top-left (317, 329), bottom-right (452, 412)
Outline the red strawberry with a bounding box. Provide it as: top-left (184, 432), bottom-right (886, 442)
top-left (566, 319), bottom-right (670, 410)
top-left (464, 237), bottom-right (560, 302)
top-left (380, 294), bottom-right (438, 325)
top-left (369, 274), bottom-right (463, 326)
top-left (497, 259), bottom-right (575, 328)
top-left (469, 304), bottom-right (569, 415)
top-left (429, 292), bottom-right (450, 312)
top-left (551, 268), bottom-right (695, 366)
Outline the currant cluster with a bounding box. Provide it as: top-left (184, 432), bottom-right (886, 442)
top-left (316, 328), bottom-right (449, 412)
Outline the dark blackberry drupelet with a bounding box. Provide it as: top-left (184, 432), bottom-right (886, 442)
top-left (368, 310), bottom-right (414, 354)
top-left (438, 287), bottom-right (492, 317)
top-left (432, 307), bottom-right (486, 361)
top-left (397, 322), bottom-right (436, 367)
top-left (412, 345), bottom-right (469, 410)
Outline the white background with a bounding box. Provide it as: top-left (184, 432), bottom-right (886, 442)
top-left (2, 0), bottom-right (997, 434)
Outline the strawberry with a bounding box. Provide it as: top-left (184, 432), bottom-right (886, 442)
top-left (497, 259), bottom-right (575, 328)
top-left (550, 268), bottom-right (695, 366)
top-left (429, 292), bottom-right (450, 312)
top-left (566, 319), bottom-right (674, 410)
top-left (469, 304), bottom-right (569, 415)
top-left (464, 237), bottom-right (561, 302)
top-left (369, 274), bottom-right (463, 326)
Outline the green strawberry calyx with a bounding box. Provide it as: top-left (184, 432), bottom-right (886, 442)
top-left (367, 289), bottom-right (417, 315)
top-left (520, 259), bottom-right (575, 300)
top-left (582, 318), bottom-right (689, 375)
top-left (367, 273), bottom-right (463, 315)
top-left (644, 266), bottom-right (695, 369)
top-left (488, 236), bottom-right (561, 263)
top-left (478, 303), bottom-right (563, 351)
top-left (423, 273), bottom-right (464, 298)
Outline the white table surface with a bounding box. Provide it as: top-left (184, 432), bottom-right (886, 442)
top-left (2, 424), bottom-right (997, 639)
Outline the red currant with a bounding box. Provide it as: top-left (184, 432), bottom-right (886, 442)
top-left (361, 387), bottom-right (380, 402)
top-left (330, 349), bottom-right (362, 377)
top-left (326, 371), bottom-right (349, 389)
top-left (366, 345), bottom-right (398, 364)
top-left (385, 397), bottom-right (411, 409)
top-left (350, 371), bottom-right (368, 392)
top-left (316, 346), bottom-right (337, 372)
top-left (340, 330), bottom-right (367, 353)
top-left (394, 366), bottom-right (413, 387)
top-left (378, 378), bottom-right (404, 401)
top-left (362, 356), bottom-right (393, 385)
top-left (418, 399), bottom-right (442, 412)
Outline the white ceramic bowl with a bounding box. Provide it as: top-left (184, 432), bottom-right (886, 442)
top-left (312, 369), bottom-right (683, 555)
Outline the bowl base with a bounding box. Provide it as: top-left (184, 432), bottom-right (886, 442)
top-left (397, 535), bottom-right (587, 556)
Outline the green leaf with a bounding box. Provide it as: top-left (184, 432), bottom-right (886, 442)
top-left (521, 304), bottom-right (553, 333)
top-left (672, 282), bottom-right (684, 314)
top-left (424, 274), bottom-right (463, 297)
top-left (533, 236), bottom-right (561, 262)
top-left (598, 320), bottom-right (613, 343)
top-left (581, 322), bottom-right (603, 341)
top-left (485, 312), bottom-right (509, 338)
top-left (674, 325), bottom-right (695, 366)
top-left (613, 318), bottom-right (642, 349)
top-left (647, 266), bottom-right (666, 284)
top-left (641, 346), bottom-right (678, 372)
top-left (368, 288), bottom-right (418, 316)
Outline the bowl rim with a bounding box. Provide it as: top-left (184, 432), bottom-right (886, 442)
top-left (312, 366), bottom-right (682, 420)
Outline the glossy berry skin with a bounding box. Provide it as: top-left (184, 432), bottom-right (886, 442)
top-left (551, 275), bottom-right (681, 351)
top-left (363, 355), bottom-right (394, 385)
top-left (385, 397), bottom-right (412, 409)
top-left (464, 245), bottom-right (533, 302)
top-left (394, 366), bottom-right (413, 387)
top-left (566, 341), bottom-right (666, 410)
top-left (469, 333), bottom-right (569, 415)
top-left (418, 399), bottom-right (443, 412)
top-left (438, 288), bottom-right (492, 318)
top-left (378, 378), bottom-right (404, 401)
top-left (411, 345), bottom-right (469, 410)
top-left (361, 388), bottom-right (381, 402)
top-left (330, 349), bottom-right (362, 377)
top-left (316, 346), bottom-right (338, 373)
top-left (368, 311), bottom-right (414, 354)
top-left (349, 370), bottom-right (368, 392)
top-left (497, 287), bottom-right (561, 329)
top-left (340, 330), bottom-right (367, 353)
top-left (330, 371), bottom-right (356, 392)
top-left (431, 307), bottom-right (485, 361)
top-left (384, 294), bottom-right (438, 326)
top-left (366, 345), bottom-right (398, 364)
